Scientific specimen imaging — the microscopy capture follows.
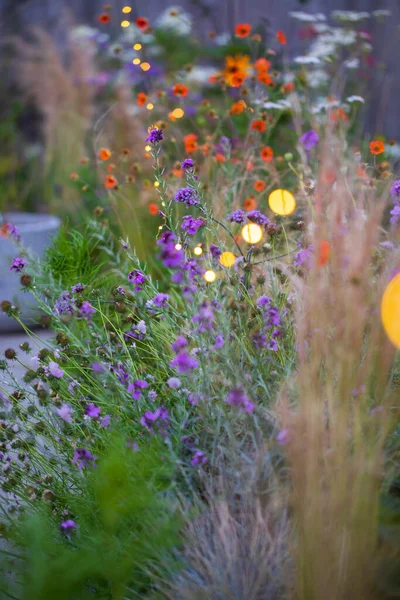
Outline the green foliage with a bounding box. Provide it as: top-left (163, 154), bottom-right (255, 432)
top-left (2, 436), bottom-right (180, 600)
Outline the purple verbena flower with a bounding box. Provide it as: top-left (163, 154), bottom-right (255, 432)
top-left (152, 293), bottom-right (170, 307)
top-left (299, 129), bottom-right (319, 150)
top-left (171, 336), bottom-right (188, 352)
top-left (170, 350), bottom-right (199, 373)
top-left (257, 295), bottom-right (271, 307)
top-left (128, 269), bottom-right (147, 291)
top-left (293, 244), bottom-right (314, 268)
top-left (60, 519), bottom-right (77, 535)
top-left (390, 204), bottom-right (400, 227)
top-left (174, 187), bottom-right (200, 206)
top-left (276, 428), bottom-right (290, 445)
top-left (71, 283), bottom-right (85, 293)
top-left (167, 376), bottom-right (181, 389)
top-left (247, 210), bottom-right (270, 226)
top-left (80, 301), bottom-right (95, 318)
top-left (146, 128), bottom-right (163, 143)
top-left (181, 158), bottom-right (194, 170)
top-left (72, 448), bottom-right (97, 470)
top-left (57, 404), bottom-right (74, 424)
top-left (390, 180), bottom-right (400, 196)
top-left (100, 414), bottom-right (111, 428)
top-left (209, 244), bottom-right (222, 259)
top-left (181, 215), bottom-right (204, 235)
top-left (54, 290), bottom-right (74, 315)
top-left (128, 379), bottom-right (149, 399)
top-left (227, 209), bottom-right (246, 224)
top-left (48, 361), bottom-right (64, 379)
top-left (191, 450), bottom-right (208, 466)
top-left (140, 406), bottom-right (169, 431)
top-left (214, 334), bottom-right (224, 349)
top-left (225, 388), bottom-right (255, 413)
top-left (10, 257), bottom-right (27, 273)
top-left (85, 403), bottom-right (101, 419)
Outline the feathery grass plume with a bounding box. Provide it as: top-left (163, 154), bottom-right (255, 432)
top-left (169, 448), bottom-right (292, 600)
top-left (13, 27), bottom-right (97, 213)
top-left (279, 133), bottom-right (398, 600)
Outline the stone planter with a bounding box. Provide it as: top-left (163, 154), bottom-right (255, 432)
top-left (0, 213), bottom-right (60, 332)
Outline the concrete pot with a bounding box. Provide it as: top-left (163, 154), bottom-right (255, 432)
top-left (0, 213), bottom-right (60, 332)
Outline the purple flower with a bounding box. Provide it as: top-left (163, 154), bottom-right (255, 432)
top-left (214, 334), bottom-right (224, 349)
top-left (181, 158), bottom-right (194, 170)
top-left (117, 285), bottom-right (126, 295)
top-left (191, 450), bottom-right (208, 466)
top-left (268, 339), bottom-right (278, 351)
top-left (276, 428), bottom-right (290, 445)
top-left (85, 403), bottom-right (101, 419)
top-left (128, 379), bottom-right (149, 399)
top-left (57, 404), bottom-right (74, 424)
top-left (60, 519), bottom-right (77, 535)
top-left (10, 257), bottom-right (27, 273)
top-left (71, 283), bottom-right (85, 293)
top-left (140, 406), bottom-right (169, 431)
top-left (193, 302), bottom-right (215, 333)
top-left (247, 210), bottom-right (270, 226)
top-left (390, 180), bottom-right (400, 196)
top-left (146, 128), bottom-right (163, 144)
top-left (257, 295), bottom-right (271, 307)
top-left (152, 293), bottom-right (170, 307)
top-left (181, 215), bottom-right (204, 235)
top-left (159, 243), bottom-right (185, 269)
top-left (91, 362), bottom-right (105, 373)
top-left (167, 376), bottom-right (181, 389)
top-left (227, 209), bottom-right (246, 224)
top-left (293, 244), bottom-right (313, 268)
top-left (80, 301), bottom-right (95, 318)
top-left (225, 388), bottom-right (255, 413)
top-left (171, 336), bottom-right (188, 352)
top-left (209, 244), bottom-right (222, 259)
top-left (390, 204), bottom-right (400, 227)
top-left (72, 448), bottom-right (97, 470)
top-left (299, 129), bottom-right (319, 150)
top-left (48, 361), bottom-right (64, 379)
top-left (170, 350), bottom-right (199, 373)
top-left (100, 414), bottom-right (111, 428)
top-left (128, 269), bottom-right (147, 291)
top-left (54, 290), bottom-right (74, 315)
top-left (174, 187), bottom-right (200, 206)
top-left (4, 223), bottom-right (21, 242)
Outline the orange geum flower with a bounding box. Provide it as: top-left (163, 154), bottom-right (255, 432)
top-left (184, 133), bottom-right (198, 153)
top-left (173, 83), bottom-right (189, 97)
top-left (318, 240), bottom-right (331, 266)
top-left (104, 175), bottom-right (118, 189)
top-left (231, 73), bottom-right (246, 87)
top-left (276, 30), bottom-right (287, 45)
top-left (244, 197), bottom-right (257, 211)
top-left (257, 72), bottom-right (273, 85)
top-left (251, 119), bottom-right (266, 133)
top-left (136, 92), bottom-right (147, 106)
top-left (148, 203), bottom-right (159, 216)
top-left (254, 57), bottom-right (271, 73)
top-left (98, 13), bottom-right (110, 24)
top-left (281, 82), bottom-right (294, 94)
top-left (230, 101), bottom-right (246, 115)
top-left (99, 148), bottom-right (111, 161)
top-left (254, 179), bottom-right (266, 192)
top-left (223, 55), bottom-right (250, 87)
top-left (261, 146), bottom-right (274, 162)
top-left (369, 140), bottom-right (385, 155)
top-left (235, 23), bottom-right (252, 38)
top-left (215, 153), bottom-right (226, 163)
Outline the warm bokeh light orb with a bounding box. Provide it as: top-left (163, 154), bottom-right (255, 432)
top-left (146, 103), bottom-right (154, 110)
top-left (145, 145), bottom-right (151, 152)
top-left (268, 188), bottom-right (296, 216)
top-left (140, 62), bottom-right (151, 72)
top-left (381, 273), bottom-right (400, 347)
top-left (219, 252), bottom-right (236, 267)
top-left (121, 20), bottom-right (130, 27)
top-left (241, 223), bottom-right (263, 244)
top-left (122, 6), bottom-right (132, 13)
top-left (172, 108), bottom-right (184, 119)
top-left (194, 246), bottom-right (203, 256)
top-left (204, 270), bottom-right (216, 282)
top-left (132, 58), bottom-right (141, 65)
top-left (153, 181), bottom-right (160, 187)
top-left (133, 43), bottom-right (142, 50)
top-left (175, 243), bottom-right (182, 250)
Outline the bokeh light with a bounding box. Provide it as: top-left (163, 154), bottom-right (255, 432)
top-left (154, 181), bottom-right (160, 187)
top-left (140, 62), bottom-right (151, 72)
top-left (219, 252), bottom-right (236, 267)
top-left (381, 273), bottom-right (400, 347)
top-left (268, 188), bottom-right (296, 216)
top-left (204, 270), bottom-right (216, 282)
top-left (145, 145), bottom-right (151, 152)
top-left (241, 223), bottom-right (263, 244)
top-left (133, 43), bottom-right (142, 50)
top-left (171, 108), bottom-right (185, 119)
top-left (122, 6), bottom-right (132, 13)
top-left (175, 243), bottom-right (182, 251)
top-left (194, 246), bottom-right (203, 256)
top-left (121, 20), bottom-right (130, 27)
top-left (146, 103), bottom-right (154, 110)
top-left (132, 58), bottom-right (141, 65)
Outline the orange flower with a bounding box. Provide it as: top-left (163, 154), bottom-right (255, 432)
top-left (276, 30), bottom-right (287, 45)
top-left (172, 168), bottom-right (183, 177)
top-left (107, 163), bottom-right (115, 173)
top-left (246, 160), bottom-right (254, 171)
top-left (184, 133), bottom-right (198, 153)
top-left (281, 82), bottom-right (294, 94)
top-left (148, 203), bottom-right (159, 216)
top-left (80, 156), bottom-right (89, 164)
top-left (173, 83), bottom-right (189, 97)
top-left (318, 240), bottom-right (330, 266)
top-left (223, 55), bottom-right (250, 87)
top-left (254, 180), bottom-right (266, 192)
top-left (254, 57), bottom-right (271, 73)
top-left (251, 119), bottom-right (266, 133)
top-left (215, 153), bottom-right (226, 163)
top-left (136, 92), bottom-right (147, 106)
top-left (230, 101), bottom-right (246, 115)
top-left (98, 13), bottom-right (110, 24)
top-left (257, 72), bottom-right (272, 85)
top-left (136, 17), bottom-right (149, 30)
top-left (244, 197), bottom-right (257, 211)
top-left (235, 23), bottom-right (252, 38)
top-left (104, 175), bottom-right (117, 189)
top-left (330, 107), bottom-right (348, 122)
top-left (261, 146), bottom-right (274, 162)
top-left (99, 148), bottom-right (111, 161)
top-left (369, 140), bottom-right (385, 155)
top-left (202, 143), bottom-right (211, 156)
